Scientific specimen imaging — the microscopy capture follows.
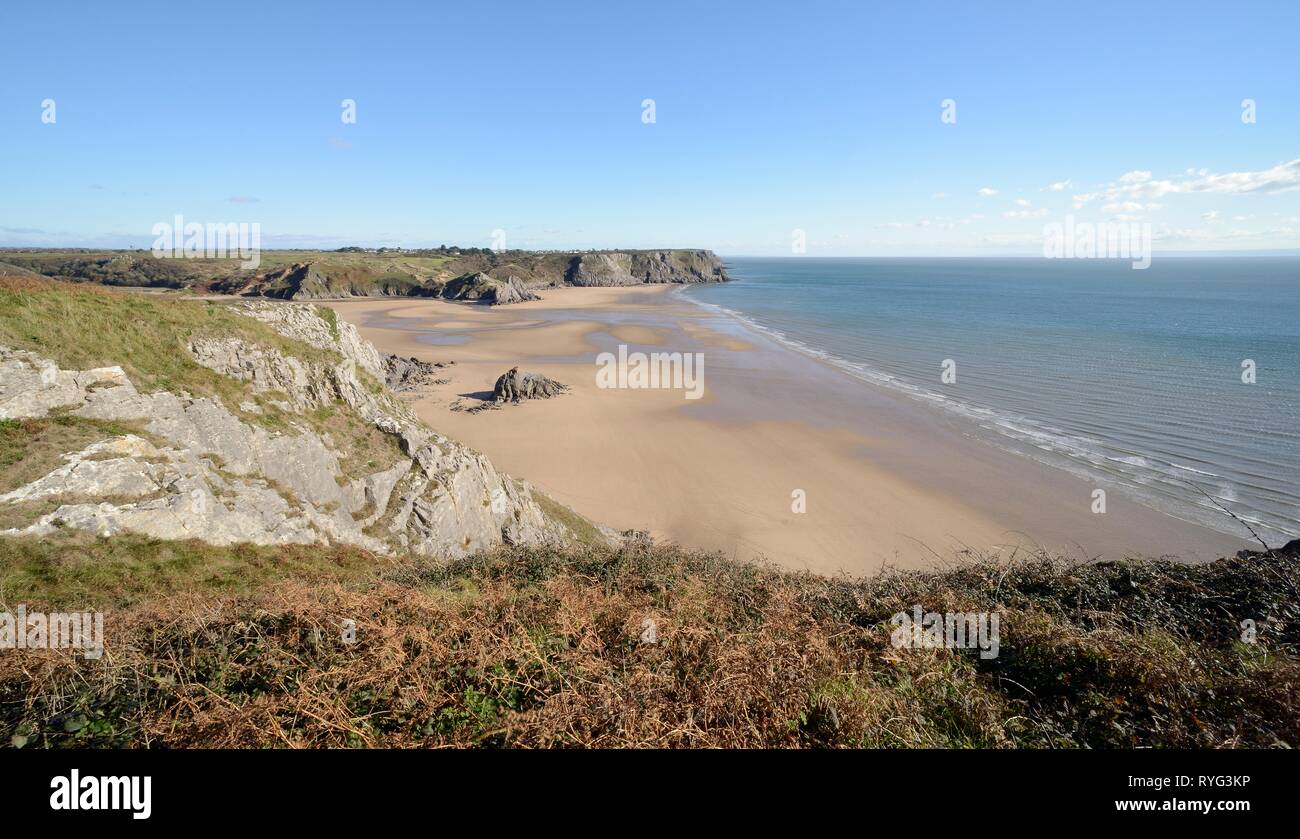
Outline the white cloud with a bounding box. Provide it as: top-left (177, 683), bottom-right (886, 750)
top-left (1202, 210), bottom-right (1220, 222)
top-left (1101, 201), bottom-right (1164, 214)
top-left (932, 192), bottom-right (948, 199)
top-left (1155, 223), bottom-right (1300, 245)
top-left (1189, 159), bottom-right (1300, 194)
top-left (1014, 198), bottom-right (1032, 207)
top-left (1002, 208), bottom-right (1048, 219)
top-left (1041, 179), bottom-right (1073, 192)
top-left (874, 218), bottom-right (940, 230)
top-left (977, 187), bottom-right (999, 197)
top-left (1074, 158), bottom-right (1300, 206)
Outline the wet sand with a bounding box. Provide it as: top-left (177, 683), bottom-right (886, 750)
top-left (325, 286), bottom-right (1249, 574)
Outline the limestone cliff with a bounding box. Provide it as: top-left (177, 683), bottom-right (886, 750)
top-left (215, 261), bottom-right (440, 300)
top-left (440, 273), bottom-right (539, 305)
top-left (566, 250), bottom-right (727, 286)
top-left (0, 297), bottom-right (607, 556)
top-left (218, 249), bottom-right (727, 300)
top-left (5, 248), bottom-right (730, 301)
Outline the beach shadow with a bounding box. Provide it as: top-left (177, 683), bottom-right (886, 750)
top-left (458, 390), bottom-right (496, 403)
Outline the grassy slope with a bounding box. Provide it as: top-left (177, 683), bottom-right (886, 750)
top-left (0, 277), bottom-right (406, 493)
top-left (0, 415), bottom-right (156, 495)
top-left (1, 534), bottom-right (1296, 748)
top-left (0, 533), bottom-right (382, 610)
top-left (0, 251), bottom-right (456, 289)
top-left (0, 276), bottom-right (339, 401)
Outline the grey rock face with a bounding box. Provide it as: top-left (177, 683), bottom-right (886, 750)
top-left (492, 367), bottom-right (568, 403)
top-left (566, 250), bottom-right (727, 286)
top-left (384, 355), bottom-right (450, 392)
top-left (490, 275), bottom-right (541, 305)
top-left (0, 301), bottom-right (606, 555)
top-left (0, 348), bottom-right (129, 419)
top-left (441, 272), bottom-right (540, 306)
top-left (0, 436), bottom-right (167, 504)
top-left (230, 301), bottom-right (386, 380)
top-left (567, 253), bottom-right (639, 287)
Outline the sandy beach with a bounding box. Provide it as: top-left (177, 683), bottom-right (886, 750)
top-left (326, 287), bottom-right (1249, 574)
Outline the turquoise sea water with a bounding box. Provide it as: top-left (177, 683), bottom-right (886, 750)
top-left (680, 257), bottom-right (1300, 544)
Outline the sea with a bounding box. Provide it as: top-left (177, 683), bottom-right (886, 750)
top-left (679, 257), bottom-right (1300, 544)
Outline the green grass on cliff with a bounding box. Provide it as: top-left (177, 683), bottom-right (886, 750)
top-left (317, 305), bottom-right (341, 340)
top-left (0, 276), bottom-right (405, 483)
top-left (0, 532), bottom-right (382, 610)
top-left (0, 277), bottom-right (340, 403)
top-left (0, 415), bottom-right (153, 495)
top-left (533, 490), bottom-right (607, 546)
top-left (1, 535), bottom-right (1296, 749)
top-left (0, 250), bottom-right (457, 290)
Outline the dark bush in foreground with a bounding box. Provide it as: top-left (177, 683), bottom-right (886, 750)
top-left (2, 539), bottom-right (1297, 748)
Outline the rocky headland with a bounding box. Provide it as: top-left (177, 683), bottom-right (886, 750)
top-left (0, 247), bottom-right (729, 303)
top-left (0, 278), bottom-right (610, 557)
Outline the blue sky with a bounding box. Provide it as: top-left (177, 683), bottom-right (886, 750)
top-left (2, 0), bottom-right (1298, 255)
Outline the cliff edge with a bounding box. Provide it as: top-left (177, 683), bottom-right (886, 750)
top-left (0, 277), bottom-right (609, 556)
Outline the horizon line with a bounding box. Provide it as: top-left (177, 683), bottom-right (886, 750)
top-left (4, 245), bottom-right (1300, 260)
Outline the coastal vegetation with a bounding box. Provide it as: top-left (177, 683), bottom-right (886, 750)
top-left (2, 536), bottom-right (1296, 748)
top-left (0, 247), bottom-right (728, 300)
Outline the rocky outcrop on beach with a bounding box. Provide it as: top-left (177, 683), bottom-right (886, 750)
top-left (0, 299), bottom-right (607, 556)
top-left (383, 354), bottom-right (451, 392)
top-left (441, 272), bottom-right (539, 305)
top-left (492, 367), bottom-right (568, 403)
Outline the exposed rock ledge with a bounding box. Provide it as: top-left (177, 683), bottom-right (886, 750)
top-left (493, 367), bottom-right (568, 403)
top-left (441, 273), bottom-right (539, 306)
top-left (384, 355), bottom-right (451, 392)
top-left (566, 250), bottom-right (727, 286)
top-left (0, 302), bottom-right (610, 556)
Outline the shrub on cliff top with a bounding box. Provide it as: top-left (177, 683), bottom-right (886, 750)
top-left (2, 538), bottom-right (1296, 749)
